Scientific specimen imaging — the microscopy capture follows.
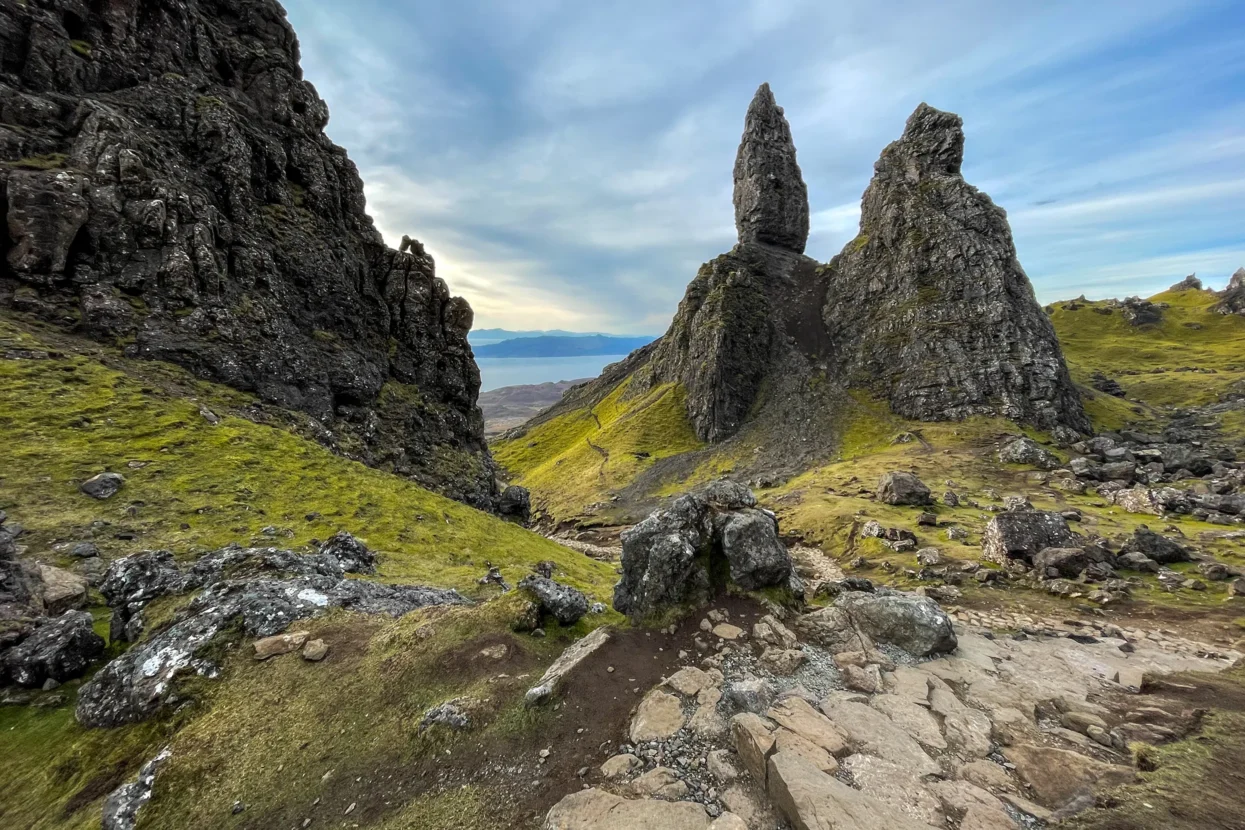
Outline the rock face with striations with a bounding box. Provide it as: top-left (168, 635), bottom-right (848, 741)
top-left (632, 84), bottom-right (827, 443)
top-left (733, 83), bottom-right (809, 254)
top-left (0, 0), bottom-right (493, 506)
top-left (1216, 268), bottom-right (1245, 315)
top-left (821, 104), bottom-right (1090, 435)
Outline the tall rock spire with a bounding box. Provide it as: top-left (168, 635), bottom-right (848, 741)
top-left (733, 83), bottom-right (810, 253)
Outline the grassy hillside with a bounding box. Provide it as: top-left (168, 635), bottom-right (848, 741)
top-left (1052, 287), bottom-right (1245, 413)
top-left (492, 378), bottom-right (703, 522)
top-left (0, 313), bottom-right (621, 830)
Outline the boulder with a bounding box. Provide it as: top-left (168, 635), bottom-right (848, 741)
top-left (702, 479), bottom-right (758, 510)
top-left (981, 510), bottom-right (1079, 566)
top-left (318, 531), bottom-right (377, 574)
top-left (614, 495), bottom-right (712, 618)
top-left (70, 542), bottom-right (101, 559)
top-left (998, 437), bottom-right (1060, 470)
top-left (716, 509), bottom-right (795, 591)
top-left (1003, 744), bottom-right (1135, 809)
top-left (37, 564), bottom-right (89, 614)
top-left (1032, 548), bottom-right (1088, 580)
top-left (518, 575), bottom-right (589, 626)
top-left (78, 571), bottom-right (467, 727)
top-left (1122, 528), bottom-right (1190, 565)
top-left (0, 610), bottom-right (105, 688)
top-left (102, 748), bottom-right (172, 830)
top-left (253, 630), bottom-right (309, 660)
top-left (497, 485), bottom-right (532, 523)
top-left (80, 472), bottom-right (125, 500)
top-left (833, 591), bottom-right (957, 656)
top-left (877, 472), bottom-right (932, 506)
top-left (1109, 487), bottom-right (1163, 516)
top-left (1117, 552), bottom-right (1161, 573)
top-left (731, 712), bottom-right (777, 782)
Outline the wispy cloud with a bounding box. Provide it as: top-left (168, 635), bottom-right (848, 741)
top-left (282, 0), bottom-right (1245, 332)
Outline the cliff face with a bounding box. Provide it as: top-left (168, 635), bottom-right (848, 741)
top-left (822, 104), bottom-right (1090, 436)
top-left (0, 0), bottom-right (494, 506)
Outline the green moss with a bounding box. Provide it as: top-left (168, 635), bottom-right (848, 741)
top-left (850, 233), bottom-right (870, 252)
top-left (0, 315), bottom-right (617, 601)
top-left (493, 378), bottom-right (703, 521)
top-left (68, 40), bottom-right (92, 57)
top-left (5, 153), bottom-right (69, 170)
top-left (194, 96), bottom-right (224, 113)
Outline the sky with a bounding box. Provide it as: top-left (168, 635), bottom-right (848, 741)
top-left (282, 0), bottom-right (1245, 335)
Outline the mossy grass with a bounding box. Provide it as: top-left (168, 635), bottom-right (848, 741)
top-left (492, 378), bottom-right (703, 520)
top-left (0, 314), bottom-right (616, 601)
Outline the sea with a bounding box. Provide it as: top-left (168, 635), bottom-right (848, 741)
top-left (476, 355), bottom-right (629, 392)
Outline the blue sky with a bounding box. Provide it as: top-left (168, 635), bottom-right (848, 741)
top-left (283, 0), bottom-right (1245, 334)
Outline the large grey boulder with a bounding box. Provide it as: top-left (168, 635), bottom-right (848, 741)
top-left (733, 83), bottom-right (809, 254)
top-left (717, 509), bottom-right (790, 590)
top-left (614, 495), bottom-right (713, 618)
top-left (614, 486), bottom-right (798, 618)
top-left (877, 472), bottom-right (932, 506)
top-left (833, 591), bottom-right (957, 656)
top-left (981, 510), bottom-right (1079, 566)
top-left (998, 437), bottom-right (1060, 470)
top-left (518, 575), bottom-right (589, 626)
top-left (0, 610), bottom-right (105, 688)
top-left (1122, 528), bottom-right (1190, 565)
top-left (1032, 548), bottom-right (1089, 579)
top-left (497, 485), bottom-right (533, 523)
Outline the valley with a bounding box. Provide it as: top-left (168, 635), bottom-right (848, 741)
top-left (2, 1), bottom-right (1244, 830)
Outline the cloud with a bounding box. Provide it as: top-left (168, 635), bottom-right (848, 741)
top-left (282, 0), bottom-right (1245, 332)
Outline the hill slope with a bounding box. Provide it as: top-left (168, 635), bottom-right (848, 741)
top-left (0, 311), bottom-right (622, 830)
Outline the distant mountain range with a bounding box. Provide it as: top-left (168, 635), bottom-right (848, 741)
top-left (469, 328), bottom-right (614, 343)
top-left (478, 379), bottom-right (591, 436)
top-left (473, 334), bottom-right (656, 358)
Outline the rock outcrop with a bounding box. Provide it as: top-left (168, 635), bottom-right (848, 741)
top-left (77, 536), bottom-right (468, 727)
top-left (1215, 267), bottom-right (1245, 315)
top-left (0, 0), bottom-right (493, 506)
top-left (821, 104), bottom-right (1089, 435)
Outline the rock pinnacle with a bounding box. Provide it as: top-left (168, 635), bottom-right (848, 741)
top-left (733, 83), bottom-right (810, 253)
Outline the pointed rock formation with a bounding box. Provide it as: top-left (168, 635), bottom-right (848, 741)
top-left (635, 85), bottom-right (825, 443)
top-left (0, 0), bottom-right (493, 506)
top-left (733, 84), bottom-right (810, 253)
top-left (821, 103), bottom-right (1090, 435)
top-left (1215, 267), bottom-right (1245, 315)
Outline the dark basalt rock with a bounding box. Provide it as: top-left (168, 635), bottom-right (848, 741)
top-left (78, 547), bottom-right (469, 727)
top-left (517, 574), bottom-right (588, 626)
top-left (1122, 528), bottom-right (1191, 565)
top-left (821, 104), bottom-right (1090, 435)
top-left (981, 510), bottom-right (1080, 566)
top-left (613, 484), bottom-right (799, 618)
top-left (0, 0), bottom-right (493, 507)
top-left (733, 83), bottom-right (809, 253)
top-left (497, 485), bottom-right (532, 524)
top-left (877, 471), bottom-right (932, 506)
top-left (0, 609), bottom-right (105, 688)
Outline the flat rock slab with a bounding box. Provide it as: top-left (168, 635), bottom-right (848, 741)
top-left (1003, 744), bottom-right (1135, 809)
top-left (842, 754), bottom-right (943, 826)
top-left (820, 700), bottom-right (940, 776)
top-left (525, 627), bottom-right (611, 706)
top-left (253, 631), bottom-right (309, 660)
top-left (544, 788), bottom-right (715, 830)
top-left (767, 697), bottom-right (848, 757)
top-left (767, 751), bottom-right (933, 830)
top-left (631, 689), bottom-right (687, 743)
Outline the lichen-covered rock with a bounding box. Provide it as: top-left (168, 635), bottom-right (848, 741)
top-left (998, 437), bottom-right (1060, 470)
top-left (981, 510), bottom-right (1080, 566)
top-left (0, 610), bottom-right (104, 688)
top-left (833, 591), bottom-right (957, 656)
top-left (877, 471), bottom-right (932, 506)
top-left (498, 485), bottom-right (533, 523)
top-left (733, 83), bottom-right (809, 254)
top-left (614, 487), bottom-right (797, 618)
top-left (0, 0), bottom-right (494, 507)
top-left (821, 104), bottom-right (1089, 434)
top-left (518, 574), bottom-right (588, 626)
top-left (102, 748), bottom-right (171, 830)
top-left (78, 541), bottom-right (466, 726)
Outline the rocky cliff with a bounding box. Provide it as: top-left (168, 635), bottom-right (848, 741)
top-left (0, 0), bottom-right (494, 506)
top-left (821, 104), bottom-right (1091, 436)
